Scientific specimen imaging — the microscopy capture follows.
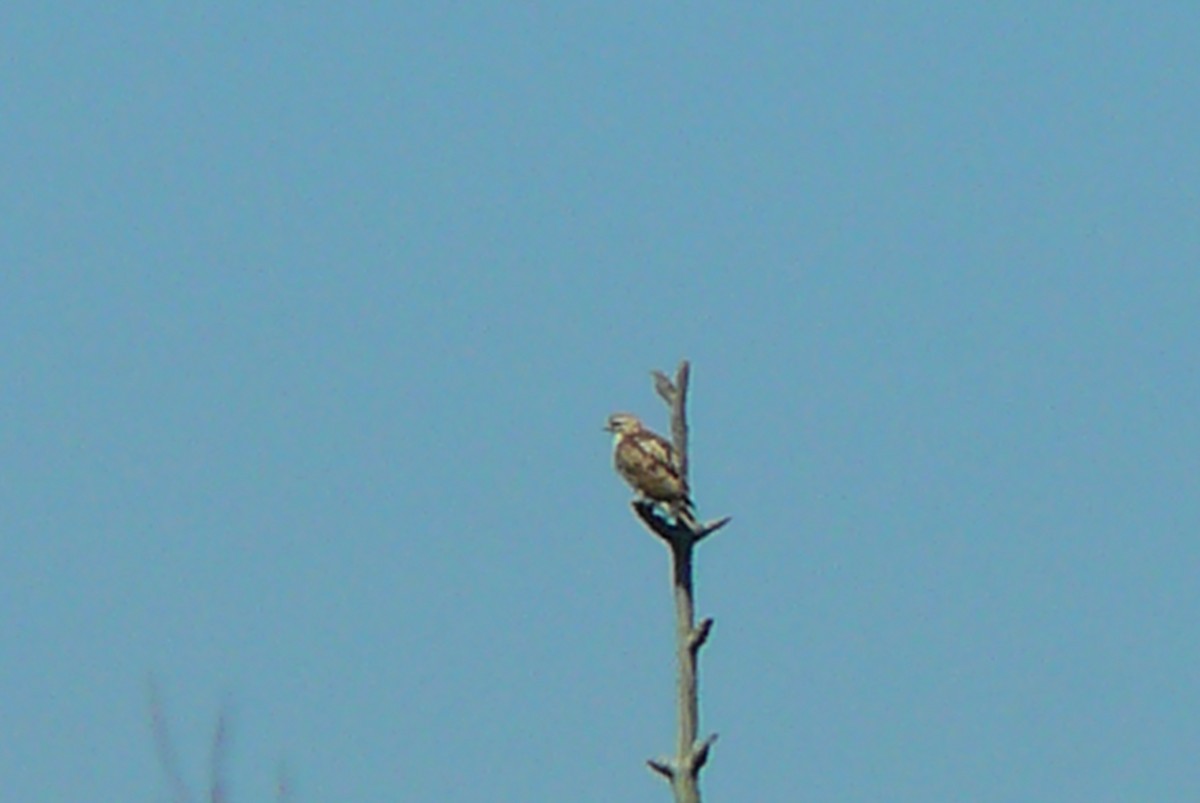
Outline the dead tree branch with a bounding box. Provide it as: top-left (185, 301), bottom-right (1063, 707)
top-left (146, 678), bottom-right (232, 803)
top-left (148, 677), bottom-right (195, 803)
top-left (208, 702), bottom-right (230, 803)
top-left (634, 360), bottom-right (730, 803)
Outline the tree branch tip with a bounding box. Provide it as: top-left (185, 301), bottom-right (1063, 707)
top-left (695, 515), bottom-right (732, 541)
top-left (689, 617), bottom-right (714, 652)
top-left (652, 370), bottom-right (677, 403)
top-left (646, 758), bottom-right (675, 780)
top-left (692, 733), bottom-right (719, 770)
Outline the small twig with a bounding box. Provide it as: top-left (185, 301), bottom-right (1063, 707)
top-left (647, 758), bottom-right (676, 780)
top-left (688, 618), bottom-right (714, 655)
top-left (209, 703), bottom-right (230, 803)
top-left (147, 676), bottom-right (195, 803)
top-left (690, 734), bottom-right (719, 772)
top-left (694, 516), bottom-right (732, 543)
top-left (652, 370), bottom-right (677, 407)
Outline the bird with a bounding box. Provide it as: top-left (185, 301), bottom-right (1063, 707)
top-left (604, 412), bottom-right (696, 525)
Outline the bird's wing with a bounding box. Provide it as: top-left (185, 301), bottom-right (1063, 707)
top-left (617, 431), bottom-right (690, 502)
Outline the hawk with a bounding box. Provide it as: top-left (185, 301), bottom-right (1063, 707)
top-left (605, 412), bottom-right (696, 525)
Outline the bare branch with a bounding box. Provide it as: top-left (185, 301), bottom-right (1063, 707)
top-left (688, 618), bottom-right (714, 655)
top-left (147, 676), bottom-right (195, 803)
top-left (647, 758), bottom-right (676, 779)
top-left (668, 361), bottom-right (690, 484)
top-left (209, 703), bottom-right (230, 803)
top-left (694, 516), bottom-right (732, 543)
top-left (630, 361), bottom-right (730, 803)
top-left (652, 370), bottom-right (677, 406)
top-left (690, 734), bottom-right (719, 772)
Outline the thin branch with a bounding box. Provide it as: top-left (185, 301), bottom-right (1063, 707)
top-left (647, 758), bottom-right (676, 780)
top-left (688, 618), bottom-right (714, 655)
top-left (694, 516), bottom-right (731, 543)
top-left (690, 733), bottom-right (719, 772)
top-left (665, 363), bottom-right (691, 483)
top-left (147, 676), bottom-right (195, 803)
top-left (209, 703), bottom-right (230, 803)
top-left (676, 362), bottom-right (691, 482)
top-left (652, 370), bottom-right (677, 407)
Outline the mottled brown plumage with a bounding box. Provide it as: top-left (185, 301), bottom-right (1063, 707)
top-left (605, 413), bottom-right (695, 523)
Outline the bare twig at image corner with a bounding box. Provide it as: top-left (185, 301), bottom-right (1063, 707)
top-left (146, 677), bottom-right (232, 803)
top-left (148, 677), bottom-right (195, 803)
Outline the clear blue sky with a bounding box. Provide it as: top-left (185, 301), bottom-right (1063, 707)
top-left (3, 4), bottom-right (1198, 801)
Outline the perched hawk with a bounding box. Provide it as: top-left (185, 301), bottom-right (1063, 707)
top-left (605, 412), bottom-right (695, 524)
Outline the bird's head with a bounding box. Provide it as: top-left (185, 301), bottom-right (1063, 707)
top-left (604, 412), bottom-right (644, 435)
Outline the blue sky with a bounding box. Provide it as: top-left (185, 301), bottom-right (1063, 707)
top-left (3, 4), bottom-right (1198, 801)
